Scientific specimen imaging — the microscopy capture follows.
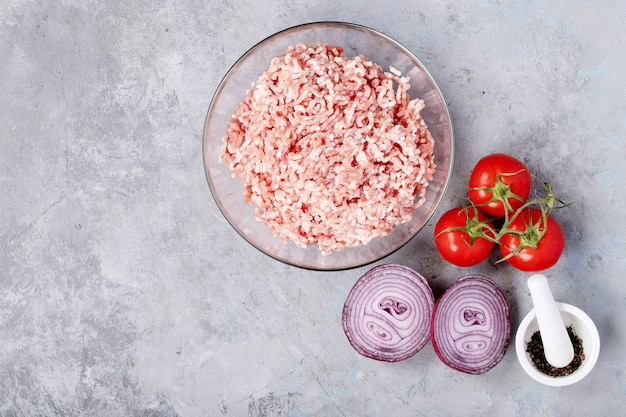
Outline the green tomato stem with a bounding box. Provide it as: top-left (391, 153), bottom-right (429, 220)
top-left (469, 169), bottom-right (528, 214)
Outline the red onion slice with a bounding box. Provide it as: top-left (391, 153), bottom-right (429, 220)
top-left (430, 274), bottom-right (511, 374)
top-left (342, 264), bottom-right (435, 362)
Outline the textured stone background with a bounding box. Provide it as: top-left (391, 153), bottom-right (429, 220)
top-left (1, 0), bottom-right (625, 416)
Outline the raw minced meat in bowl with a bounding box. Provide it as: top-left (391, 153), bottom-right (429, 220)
top-left (203, 22), bottom-right (453, 270)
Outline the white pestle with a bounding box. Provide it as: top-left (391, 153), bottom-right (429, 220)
top-left (527, 274), bottom-right (575, 368)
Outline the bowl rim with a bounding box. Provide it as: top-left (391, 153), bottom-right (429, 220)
top-left (515, 302), bottom-right (600, 387)
top-left (202, 21), bottom-right (454, 270)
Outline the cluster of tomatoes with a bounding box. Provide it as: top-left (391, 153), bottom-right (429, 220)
top-left (434, 153), bottom-right (567, 272)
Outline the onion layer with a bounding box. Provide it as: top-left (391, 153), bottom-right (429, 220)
top-left (342, 264), bottom-right (435, 362)
top-left (430, 274), bottom-right (511, 374)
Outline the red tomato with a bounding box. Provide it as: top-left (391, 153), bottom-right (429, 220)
top-left (499, 207), bottom-right (564, 271)
top-left (434, 206), bottom-right (496, 267)
top-left (468, 153), bottom-right (531, 217)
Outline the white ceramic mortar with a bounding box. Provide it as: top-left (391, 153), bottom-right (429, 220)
top-left (515, 302), bottom-right (600, 387)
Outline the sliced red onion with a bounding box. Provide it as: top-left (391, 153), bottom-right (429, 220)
top-left (430, 274), bottom-right (511, 374)
top-left (342, 264), bottom-right (434, 362)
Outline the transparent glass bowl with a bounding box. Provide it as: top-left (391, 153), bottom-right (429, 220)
top-left (203, 22), bottom-right (454, 270)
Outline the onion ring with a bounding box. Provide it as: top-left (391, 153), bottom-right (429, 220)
top-left (430, 274), bottom-right (511, 374)
top-left (342, 264), bottom-right (434, 362)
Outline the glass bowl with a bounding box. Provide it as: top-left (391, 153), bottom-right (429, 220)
top-left (203, 22), bottom-right (454, 270)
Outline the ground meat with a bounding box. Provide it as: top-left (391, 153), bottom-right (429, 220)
top-left (221, 42), bottom-right (436, 254)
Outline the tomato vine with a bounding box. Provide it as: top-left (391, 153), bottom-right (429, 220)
top-left (434, 153), bottom-right (571, 271)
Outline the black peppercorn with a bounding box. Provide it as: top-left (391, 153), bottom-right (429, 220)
top-left (526, 325), bottom-right (585, 377)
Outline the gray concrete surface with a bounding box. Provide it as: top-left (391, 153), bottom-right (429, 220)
top-left (1, 0), bottom-right (625, 416)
